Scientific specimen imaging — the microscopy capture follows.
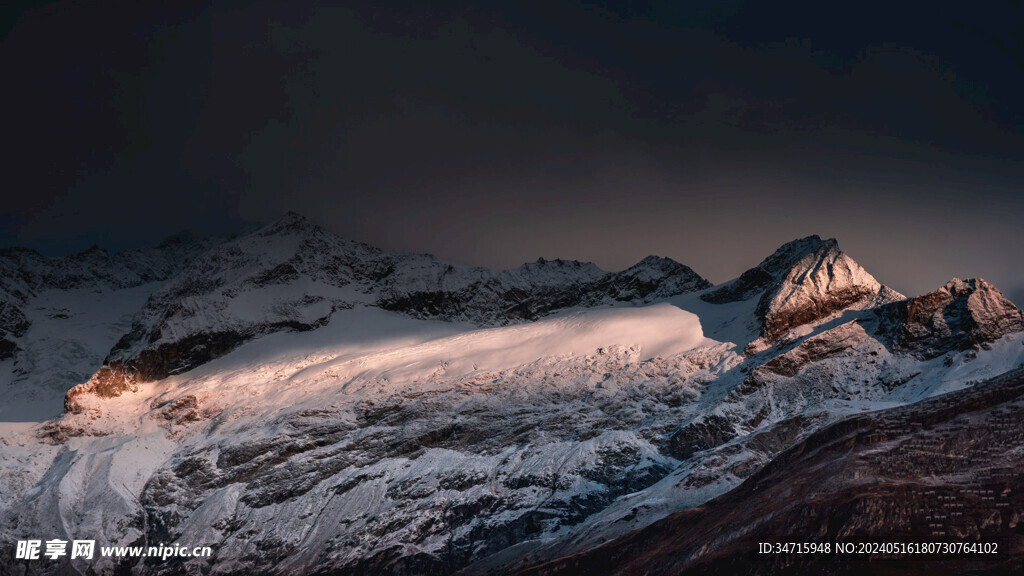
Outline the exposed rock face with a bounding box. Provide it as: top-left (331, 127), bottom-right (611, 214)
top-left (700, 236), bottom-right (832, 305)
top-left (376, 257), bottom-right (609, 322)
top-left (702, 235), bottom-right (901, 348)
top-left (875, 278), bottom-right (1024, 360)
top-left (0, 300), bottom-right (29, 359)
top-left (607, 256), bottom-right (713, 301)
top-left (63, 362), bottom-right (138, 413)
top-left (517, 367), bottom-right (1024, 576)
top-left (761, 321), bottom-right (869, 377)
top-left (378, 254), bottom-right (710, 323)
top-left (755, 242), bottom-right (894, 344)
top-left (663, 414), bottom-right (737, 460)
top-left (0, 338), bottom-right (14, 360)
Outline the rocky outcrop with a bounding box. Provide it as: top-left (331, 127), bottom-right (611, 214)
top-left (63, 362), bottom-right (138, 413)
top-left (0, 300), bottom-right (29, 359)
top-left (0, 338), bottom-right (14, 360)
top-left (875, 278), bottom-right (1024, 360)
top-left (663, 414), bottom-right (737, 460)
top-left (761, 321), bottom-right (869, 377)
top-left (703, 235), bottom-right (901, 349)
top-left (377, 256), bottom-right (610, 322)
top-left (379, 255), bottom-right (710, 323)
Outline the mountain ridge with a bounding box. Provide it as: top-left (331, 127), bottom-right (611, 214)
top-left (60, 213), bottom-right (714, 411)
top-left (2, 213), bottom-right (1023, 576)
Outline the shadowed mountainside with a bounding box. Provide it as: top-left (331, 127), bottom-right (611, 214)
top-left (516, 367), bottom-right (1024, 576)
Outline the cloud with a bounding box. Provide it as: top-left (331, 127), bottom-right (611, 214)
top-left (3, 1), bottom-right (1022, 301)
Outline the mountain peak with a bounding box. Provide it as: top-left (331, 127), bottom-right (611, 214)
top-left (700, 234), bottom-right (837, 305)
top-left (941, 277), bottom-right (1001, 298)
top-left (756, 239), bottom-right (896, 344)
top-left (67, 244), bottom-right (110, 262)
top-left (256, 211), bottom-right (324, 237)
top-left (758, 235), bottom-right (838, 277)
top-left (609, 255), bottom-right (711, 300)
top-left (703, 235), bottom-right (900, 348)
top-left (619, 255), bottom-right (708, 283)
top-left (157, 229), bottom-right (198, 247)
top-left (524, 257), bottom-right (589, 268)
top-left (875, 277), bottom-right (1024, 360)
top-left (630, 255), bottom-right (680, 269)
top-left (778, 233), bottom-right (824, 249)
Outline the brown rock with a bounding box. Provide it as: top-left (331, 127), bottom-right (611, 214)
top-left (875, 278), bottom-right (1024, 360)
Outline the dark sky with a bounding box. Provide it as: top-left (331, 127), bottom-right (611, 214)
top-left (3, 1), bottom-right (1023, 304)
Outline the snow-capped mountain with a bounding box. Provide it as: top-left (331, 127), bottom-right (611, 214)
top-left (1, 214), bottom-right (1022, 575)
top-left (63, 213), bottom-right (711, 413)
top-left (701, 235), bottom-right (903, 353)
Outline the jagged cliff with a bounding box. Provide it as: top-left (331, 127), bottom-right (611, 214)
top-left (875, 277), bottom-right (1024, 360)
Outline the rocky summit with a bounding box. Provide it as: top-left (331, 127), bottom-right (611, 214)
top-left (1, 215), bottom-right (1023, 576)
top-left (702, 235), bottom-right (903, 353)
top-left (875, 277), bottom-right (1024, 360)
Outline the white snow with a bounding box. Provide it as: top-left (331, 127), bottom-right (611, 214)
top-left (0, 283), bottom-right (162, 421)
top-left (297, 302), bottom-right (706, 391)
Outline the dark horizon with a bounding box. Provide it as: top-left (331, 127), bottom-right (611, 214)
top-left (3, 1), bottom-right (1022, 305)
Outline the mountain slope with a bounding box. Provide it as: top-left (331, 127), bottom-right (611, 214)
top-left (465, 291), bottom-right (1024, 576)
top-left (517, 366), bottom-right (1024, 576)
top-left (8, 304), bottom-right (731, 576)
